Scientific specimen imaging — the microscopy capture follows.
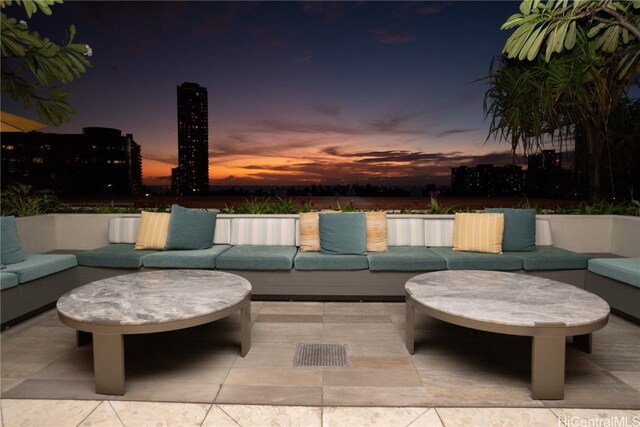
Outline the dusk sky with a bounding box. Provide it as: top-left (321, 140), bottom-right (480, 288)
top-left (2, 1), bottom-right (527, 187)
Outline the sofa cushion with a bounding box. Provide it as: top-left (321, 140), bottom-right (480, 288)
top-left (0, 271), bottom-right (19, 290)
top-left (319, 213), bottom-right (367, 255)
top-left (230, 218), bottom-right (297, 246)
top-left (365, 211), bottom-right (388, 252)
top-left (387, 218), bottom-right (425, 246)
top-left (135, 211), bottom-right (170, 250)
top-left (367, 246), bottom-right (446, 271)
top-left (143, 245), bottom-right (231, 269)
top-left (516, 246), bottom-right (591, 271)
top-left (77, 244), bottom-right (157, 268)
top-left (3, 254), bottom-right (77, 283)
top-left (216, 245), bottom-right (296, 270)
top-left (295, 251), bottom-right (369, 270)
top-left (166, 205), bottom-right (216, 250)
top-left (108, 217), bottom-right (139, 243)
top-left (588, 258), bottom-right (640, 288)
top-left (431, 247), bottom-right (522, 270)
top-left (485, 208), bottom-right (536, 252)
top-left (1, 216), bottom-right (26, 265)
top-left (453, 213), bottom-right (504, 254)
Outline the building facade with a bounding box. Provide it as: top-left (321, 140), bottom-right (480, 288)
top-left (451, 164), bottom-right (525, 197)
top-left (174, 82), bottom-right (209, 195)
top-left (1, 127), bottom-right (143, 196)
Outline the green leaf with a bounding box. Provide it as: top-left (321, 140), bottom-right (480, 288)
top-left (528, 25), bottom-right (549, 60)
top-left (565, 21), bottom-right (576, 49)
top-left (587, 22), bottom-right (607, 38)
top-left (520, 0), bottom-right (532, 16)
top-left (519, 25), bottom-right (543, 60)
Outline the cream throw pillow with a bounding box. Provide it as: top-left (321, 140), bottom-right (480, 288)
top-left (453, 213), bottom-right (504, 254)
top-left (365, 211), bottom-right (388, 252)
top-left (134, 211), bottom-right (170, 250)
top-left (299, 212), bottom-right (321, 251)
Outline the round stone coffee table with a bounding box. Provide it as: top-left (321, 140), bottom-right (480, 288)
top-left (57, 270), bottom-right (251, 395)
top-left (405, 270), bottom-right (610, 400)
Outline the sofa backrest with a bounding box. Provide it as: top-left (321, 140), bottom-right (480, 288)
top-left (229, 218), bottom-right (297, 246)
top-left (107, 216), bottom-right (232, 245)
top-left (107, 214), bottom-right (554, 248)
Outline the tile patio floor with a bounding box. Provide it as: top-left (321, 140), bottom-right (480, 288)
top-left (1, 301), bottom-right (639, 426)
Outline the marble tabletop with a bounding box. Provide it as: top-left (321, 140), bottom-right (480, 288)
top-left (57, 270), bottom-right (251, 325)
top-left (406, 270), bottom-right (609, 328)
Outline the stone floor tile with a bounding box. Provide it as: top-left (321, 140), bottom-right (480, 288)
top-left (0, 378), bottom-right (24, 394)
top-left (225, 368), bottom-right (323, 386)
top-left (420, 368), bottom-right (529, 389)
top-left (323, 387), bottom-right (429, 407)
top-left (200, 405), bottom-right (239, 427)
top-left (347, 341), bottom-right (411, 356)
top-left (256, 314), bottom-right (323, 323)
top-left (232, 352), bottom-right (297, 369)
top-left (127, 363), bottom-right (229, 384)
top-left (78, 401), bottom-right (124, 427)
top-left (110, 401), bottom-right (209, 427)
top-left (31, 348), bottom-right (95, 381)
top-left (1, 379), bottom-right (107, 401)
top-left (213, 405), bottom-right (322, 427)
top-left (324, 302), bottom-right (388, 315)
top-left (542, 387), bottom-right (640, 409)
top-left (259, 301), bottom-right (323, 315)
top-left (323, 314), bottom-right (391, 324)
top-left (114, 382), bottom-right (220, 403)
top-left (426, 386), bottom-right (544, 407)
top-left (215, 385), bottom-right (322, 405)
top-left (1, 399), bottom-right (101, 427)
top-left (552, 409), bottom-right (639, 426)
top-left (349, 355), bottom-right (415, 370)
top-left (436, 407), bottom-right (559, 427)
top-left (324, 368), bottom-right (423, 387)
top-left (610, 371), bottom-right (640, 391)
top-left (323, 407), bottom-right (430, 427)
top-left (410, 408), bottom-right (444, 427)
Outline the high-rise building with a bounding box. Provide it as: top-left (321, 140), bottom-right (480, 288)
top-left (174, 82), bottom-right (209, 195)
top-left (451, 164), bottom-right (525, 196)
top-left (1, 127), bottom-right (143, 196)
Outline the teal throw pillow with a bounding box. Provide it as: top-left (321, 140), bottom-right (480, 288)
top-left (485, 208), bottom-right (536, 252)
top-left (319, 213), bottom-right (367, 255)
top-left (165, 205), bottom-right (216, 250)
top-left (1, 216), bottom-right (26, 264)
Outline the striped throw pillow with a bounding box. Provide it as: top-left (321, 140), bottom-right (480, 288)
top-left (365, 211), bottom-right (388, 252)
top-left (299, 212), bottom-right (321, 251)
top-left (453, 213), bottom-right (504, 254)
top-left (134, 211), bottom-right (170, 250)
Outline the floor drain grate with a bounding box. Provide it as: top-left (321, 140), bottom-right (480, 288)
top-left (294, 343), bottom-right (349, 367)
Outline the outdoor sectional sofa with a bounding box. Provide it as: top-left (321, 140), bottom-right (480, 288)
top-left (2, 213), bottom-right (638, 328)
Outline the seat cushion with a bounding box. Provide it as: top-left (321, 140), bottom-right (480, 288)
top-left (165, 205), bottom-right (216, 250)
top-left (516, 246), bottom-right (591, 271)
top-left (3, 254), bottom-right (77, 283)
top-left (1, 216), bottom-right (26, 265)
top-left (367, 247), bottom-right (446, 271)
top-left (0, 271), bottom-right (19, 290)
top-left (294, 251), bottom-right (369, 271)
top-left (588, 258), bottom-right (640, 288)
top-left (77, 244), bottom-right (157, 268)
top-left (430, 247), bottom-right (522, 270)
top-left (216, 245), bottom-right (297, 270)
top-left (143, 245), bottom-right (231, 269)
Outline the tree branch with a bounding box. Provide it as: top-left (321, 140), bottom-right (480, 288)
top-left (599, 5), bottom-right (640, 41)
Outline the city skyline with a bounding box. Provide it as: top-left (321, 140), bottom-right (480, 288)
top-left (1, 1), bottom-right (552, 187)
